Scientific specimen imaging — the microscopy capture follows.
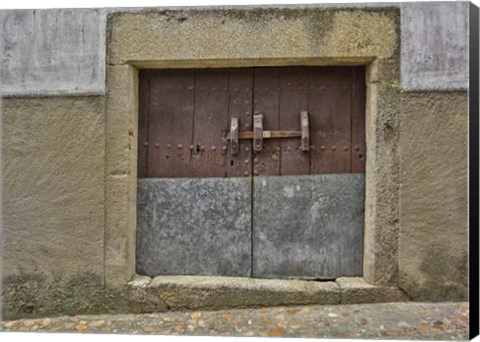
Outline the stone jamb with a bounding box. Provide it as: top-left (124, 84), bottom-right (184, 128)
top-left (104, 7), bottom-right (401, 290)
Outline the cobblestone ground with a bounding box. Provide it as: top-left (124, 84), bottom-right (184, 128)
top-left (0, 302), bottom-right (469, 340)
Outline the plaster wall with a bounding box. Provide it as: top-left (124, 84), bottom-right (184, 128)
top-left (400, 2), bottom-right (469, 90)
top-left (0, 2), bottom-right (471, 94)
top-left (0, 9), bottom-right (106, 96)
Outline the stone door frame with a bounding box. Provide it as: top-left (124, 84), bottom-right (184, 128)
top-left (104, 7), bottom-right (401, 290)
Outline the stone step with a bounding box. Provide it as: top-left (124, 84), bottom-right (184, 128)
top-left (127, 275), bottom-right (409, 313)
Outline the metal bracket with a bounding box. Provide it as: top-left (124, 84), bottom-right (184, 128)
top-left (227, 112), bottom-right (310, 153)
top-left (230, 117), bottom-right (239, 155)
top-left (253, 114), bottom-right (264, 152)
top-left (300, 111), bottom-right (310, 151)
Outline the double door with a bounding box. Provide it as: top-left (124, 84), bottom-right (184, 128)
top-left (136, 66), bottom-right (365, 279)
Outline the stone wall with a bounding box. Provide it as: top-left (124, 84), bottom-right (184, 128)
top-left (0, 2), bottom-right (472, 319)
top-left (1, 96), bottom-right (109, 317)
top-left (398, 91), bottom-right (468, 301)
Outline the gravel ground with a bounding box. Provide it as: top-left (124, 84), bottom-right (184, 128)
top-left (0, 302), bottom-right (469, 340)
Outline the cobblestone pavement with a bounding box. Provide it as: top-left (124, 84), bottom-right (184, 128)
top-left (0, 302), bottom-right (469, 340)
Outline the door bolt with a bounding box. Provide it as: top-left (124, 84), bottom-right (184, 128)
top-left (320, 145), bottom-right (326, 151)
top-left (244, 159), bottom-right (249, 164)
top-left (244, 171), bottom-right (249, 176)
top-left (222, 146), bottom-right (227, 151)
top-left (245, 147), bottom-right (250, 152)
top-left (211, 146), bottom-right (216, 150)
top-left (343, 146), bottom-right (349, 151)
top-left (189, 145), bottom-right (194, 150)
top-left (354, 146), bottom-right (360, 151)
top-left (154, 143), bottom-right (160, 148)
top-left (167, 144), bottom-right (171, 148)
top-left (254, 170), bottom-right (259, 176)
top-left (310, 145), bottom-right (315, 150)
top-left (331, 145), bottom-right (337, 151)
top-left (177, 144), bottom-right (183, 149)
top-left (143, 142), bottom-right (148, 147)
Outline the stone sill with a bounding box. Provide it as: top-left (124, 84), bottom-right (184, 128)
top-left (127, 275), bottom-right (410, 313)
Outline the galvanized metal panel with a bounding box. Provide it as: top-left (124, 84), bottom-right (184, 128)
top-left (136, 178), bottom-right (252, 277)
top-left (252, 174), bottom-right (364, 279)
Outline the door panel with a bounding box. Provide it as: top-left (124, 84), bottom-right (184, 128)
top-left (136, 178), bottom-right (252, 277)
top-left (252, 68), bottom-right (281, 176)
top-left (351, 67), bottom-right (366, 172)
top-left (252, 174), bottom-right (364, 279)
top-left (191, 69), bottom-right (230, 177)
top-left (278, 67), bottom-right (310, 175)
top-left (137, 71), bottom-right (150, 178)
top-left (308, 67), bottom-right (353, 174)
top-left (226, 68), bottom-right (254, 177)
top-left (148, 70), bottom-right (195, 178)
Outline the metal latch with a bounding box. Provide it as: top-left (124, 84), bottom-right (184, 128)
top-left (300, 111), bottom-right (310, 152)
top-left (253, 114), bottom-right (264, 152)
top-left (230, 117), bottom-right (239, 155)
top-left (227, 112), bottom-right (310, 154)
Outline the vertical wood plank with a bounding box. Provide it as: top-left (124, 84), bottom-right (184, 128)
top-left (191, 69), bottom-right (230, 177)
top-left (142, 66), bottom-right (364, 178)
top-left (279, 67), bottom-right (310, 175)
top-left (253, 68), bottom-right (281, 176)
top-left (309, 67), bottom-right (353, 174)
top-left (351, 66), bottom-right (366, 172)
top-left (226, 68), bottom-right (253, 177)
top-left (137, 70), bottom-right (149, 178)
top-left (147, 69), bottom-right (195, 178)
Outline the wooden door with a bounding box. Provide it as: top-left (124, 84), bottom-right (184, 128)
top-left (136, 66), bottom-right (366, 279)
